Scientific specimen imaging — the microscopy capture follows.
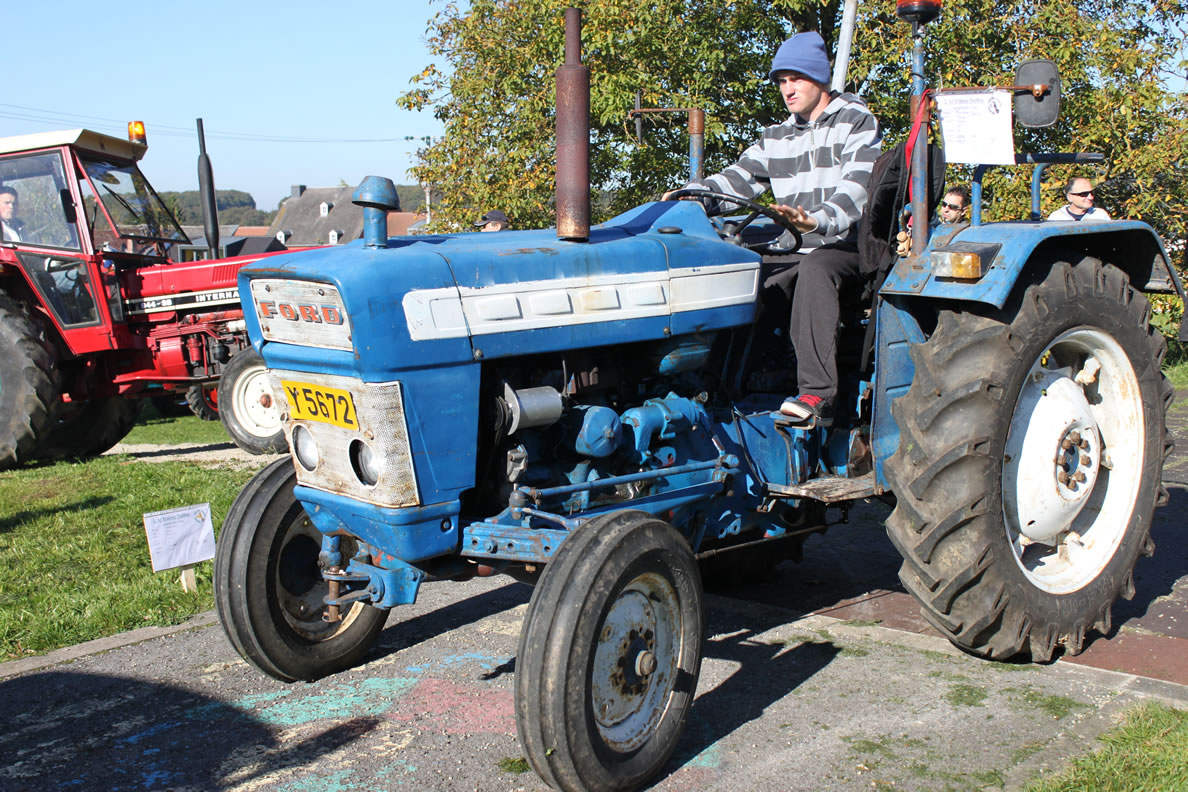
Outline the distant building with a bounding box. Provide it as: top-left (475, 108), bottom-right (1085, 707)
top-left (174, 224), bottom-right (287, 262)
top-left (234, 226), bottom-right (274, 237)
top-left (266, 184), bottom-right (425, 249)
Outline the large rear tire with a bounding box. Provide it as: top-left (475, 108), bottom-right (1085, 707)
top-left (37, 396), bottom-right (142, 461)
top-left (515, 511), bottom-right (703, 792)
top-left (0, 293), bottom-right (59, 470)
top-left (219, 349), bottom-right (285, 455)
top-left (185, 384), bottom-right (219, 421)
top-left (214, 458), bottom-right (388, 682)
top-left (885, 258), bottom-right (1171, 661)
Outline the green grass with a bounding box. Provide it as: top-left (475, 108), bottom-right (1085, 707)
top-left (1164, 359), bottom-right (1188, 389)
top-left (122, 402), bottom-right (234, 446)
top-left (946, 684), bottom-right (989, 707)
top-left (0, 450), bottom-right (257, 659)
top-left (1024, 702), bottom-right (1188, 792)
top-left (497, 757), bottom-right (531, 774)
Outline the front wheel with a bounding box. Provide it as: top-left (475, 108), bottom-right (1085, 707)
top-left (515, 511), bottom-right (703, 792)
top-left (885, 258), bottom-right (1172, 661)
top-left (218, 349), bottom-right (285, 454)
top-left (214, 458), bottom-right (388, 682)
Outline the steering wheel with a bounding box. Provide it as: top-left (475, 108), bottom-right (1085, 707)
top-left (667, 188), bottom-right (803, 253)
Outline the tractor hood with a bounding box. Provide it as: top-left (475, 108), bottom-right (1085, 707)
top-left (238, 200), bottom-right (760, 381)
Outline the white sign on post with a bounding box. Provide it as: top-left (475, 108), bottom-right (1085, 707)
top-left (143, 503), bottom-right (216, 573)
top-left (935, 89), bottom-right (1016, 165)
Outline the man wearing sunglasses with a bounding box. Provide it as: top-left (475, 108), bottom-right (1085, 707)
top-left (937, 185), bottom-right (970, 224)
top-left (1048, 177), bottom-right (1111, 223)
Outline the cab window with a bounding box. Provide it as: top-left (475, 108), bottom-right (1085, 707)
top-left (16, 251), bottom-right (99, 327)
top-left (0, 152), bottom-right (81, 250)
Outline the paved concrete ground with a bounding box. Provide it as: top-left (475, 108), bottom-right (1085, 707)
top-left (1, 390), bottom-right (1185, 791)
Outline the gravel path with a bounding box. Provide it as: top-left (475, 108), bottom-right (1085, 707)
top-left (104, 441), bottom-right (284, 469)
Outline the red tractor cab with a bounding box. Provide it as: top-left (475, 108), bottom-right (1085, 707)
top-left (0, 125), bottom-right (285, 468)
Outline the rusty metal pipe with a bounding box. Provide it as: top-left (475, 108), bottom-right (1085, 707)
top-left (556, 7), bottom-right (590, 241)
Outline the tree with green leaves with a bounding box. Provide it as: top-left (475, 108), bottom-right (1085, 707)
top-left (400, 0), bottom-right (1186, 254)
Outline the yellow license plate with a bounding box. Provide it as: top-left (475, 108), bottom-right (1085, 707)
top-left (282, 380), bottom-right (359, 429)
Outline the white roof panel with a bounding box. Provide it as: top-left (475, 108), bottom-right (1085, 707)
top-left (0, 128), bottom-right (147, 162)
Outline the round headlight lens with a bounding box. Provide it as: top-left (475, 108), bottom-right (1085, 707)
top-left (350, 439), bottom-right (381, 486)
top-left (292, 425), bottom-right (319, 471)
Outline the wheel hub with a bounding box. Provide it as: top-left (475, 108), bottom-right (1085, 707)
top-left (1004, 372), bottom-right (1101, 544)
top-left (1001, 328), bottom-right (1146, 595)
top-left (590, 574), bottom-right (679, 752)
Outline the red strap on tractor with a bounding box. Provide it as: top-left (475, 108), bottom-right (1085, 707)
top-left (904, 89), bottom-right (933, 203)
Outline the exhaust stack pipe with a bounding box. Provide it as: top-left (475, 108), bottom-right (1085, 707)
top-left (556, 7), bottom-right (590, 242)
top-left (196, 119), bottom-right (220, 260)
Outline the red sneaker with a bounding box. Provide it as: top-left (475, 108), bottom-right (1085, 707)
top-left (779, 394), bottom-right (833, 427)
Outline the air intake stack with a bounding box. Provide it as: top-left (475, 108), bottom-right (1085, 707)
top-left (555, 7), bottom-right (590, 242)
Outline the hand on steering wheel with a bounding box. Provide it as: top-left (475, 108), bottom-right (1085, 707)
top-left (666, 188), bottom-right (803, 253)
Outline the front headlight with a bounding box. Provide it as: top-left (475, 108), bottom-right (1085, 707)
top-left (293, 425), bottom-right (320, 471)
top-left (350, 439), bottom-right (382, 486)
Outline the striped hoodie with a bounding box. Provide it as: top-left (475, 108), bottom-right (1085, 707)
top-left (688, 92), bottom-right (882, 247)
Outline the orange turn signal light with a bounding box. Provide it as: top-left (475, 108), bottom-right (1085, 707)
top-left (931, 250), bottom-right (986, 279)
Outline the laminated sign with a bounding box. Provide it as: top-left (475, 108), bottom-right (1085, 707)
top-left (936, 89), bottom-right (1015, 165)
top-left (143, 503), bottom-right (216, 573)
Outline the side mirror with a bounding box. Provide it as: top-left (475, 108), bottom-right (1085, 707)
top-left (59, 188), bottom-right (77, 225)
top-left (1014, 59), bottom-right (1061, 128)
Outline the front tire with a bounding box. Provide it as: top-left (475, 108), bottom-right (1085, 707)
top-left (214, 458), bottom-right (388, 682)
top-left (515, 511), bottom-right (703, 792)
top-left (885, 258), bottom-right (1171, 661)
top-left (218, 349), bottom-right (285, 455)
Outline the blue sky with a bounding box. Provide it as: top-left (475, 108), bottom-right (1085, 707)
top-left (3, 0), bottom-right (449, 211)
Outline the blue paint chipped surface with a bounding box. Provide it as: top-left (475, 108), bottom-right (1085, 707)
top-left (403, 651), bottom-right (510, 675)
top-left (119, 720), bottom-right (183, 745)
top-left (277, 769), bottom-right (355, 792)
top-left (239, 677), bottom-right (418, 727)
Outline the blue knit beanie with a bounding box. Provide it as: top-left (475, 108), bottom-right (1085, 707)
top-left (768, 32), bottom-right (831, 84)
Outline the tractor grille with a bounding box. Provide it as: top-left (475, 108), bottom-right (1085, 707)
top-left (269, 369), bottom-right (419, 508)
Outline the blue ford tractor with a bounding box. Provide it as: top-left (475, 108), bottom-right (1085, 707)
top-left (213, 6), bottom-right (1184, 791)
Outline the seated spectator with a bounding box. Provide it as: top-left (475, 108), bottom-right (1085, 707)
top-left (937, 185), bottom-right (970, 224)
top-left (475, 209), bottom-right (510, 232)
top-left (1048, 177), bottom-right (1111, 223)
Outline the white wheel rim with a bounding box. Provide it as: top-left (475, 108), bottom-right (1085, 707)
top-left (1001, 328), bottom-right (1145, 594)
top-left (232, 363), bottom-right (281, 439)
top-left (590, 571), bottom-right (680, 752)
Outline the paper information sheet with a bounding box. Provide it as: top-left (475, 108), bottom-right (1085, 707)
top-left (143, 503), bottom-right (216, 572)
top-left (936, 89), bottom-right (1015, 165)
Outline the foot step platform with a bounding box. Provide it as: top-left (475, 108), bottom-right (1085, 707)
top-left (767, 472), bottom-right (875, 503)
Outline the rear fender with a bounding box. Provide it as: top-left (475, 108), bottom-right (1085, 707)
top-left (871, 219), bottom-right (1185, 492)
top-left (881, 220), bottom-right (1183, 309)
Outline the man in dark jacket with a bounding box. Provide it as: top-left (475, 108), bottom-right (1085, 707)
top-left (667, 32), bottom-right (881, 426)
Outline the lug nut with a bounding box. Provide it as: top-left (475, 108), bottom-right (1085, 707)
top-left (1081, 454), bottom-right (1091, 466)
top-left (1078, 438), bottom-right (1089, 450)
top-left (1061, 438), bottom-right (1073, 450)
top-left (1058, 470), bottom-right (1070, 485)
top-left (1069, 430), bottom-right (1081, 444)
top-left (1074, 471), bottom-right (1086, 483)
top-left (636, 650), bottom-right (657, 677)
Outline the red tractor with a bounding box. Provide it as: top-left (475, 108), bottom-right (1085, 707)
top-left (0, 123), bottom-right (287, 469)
